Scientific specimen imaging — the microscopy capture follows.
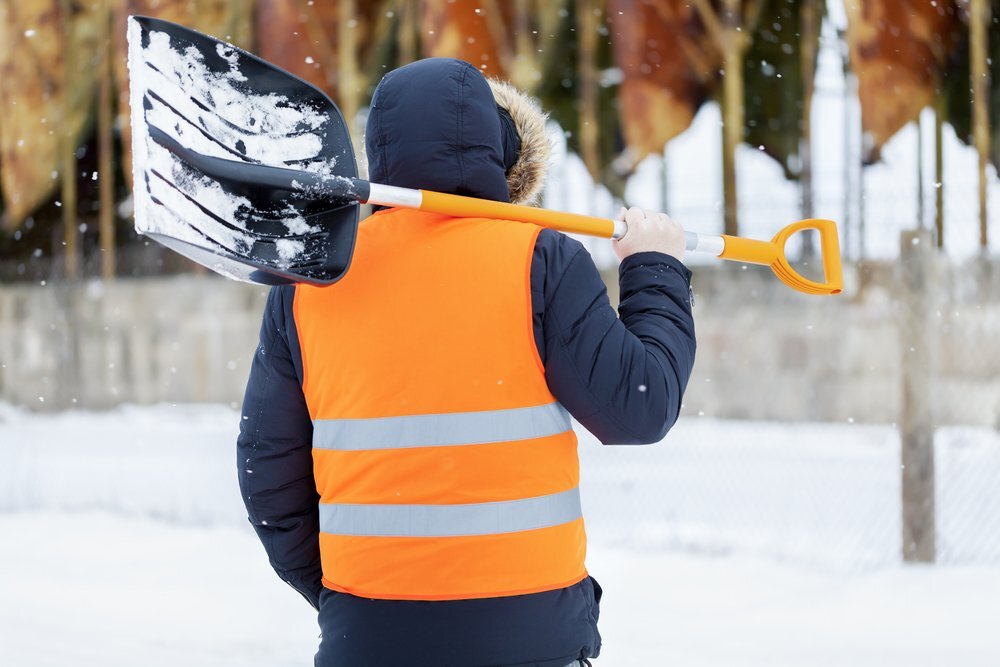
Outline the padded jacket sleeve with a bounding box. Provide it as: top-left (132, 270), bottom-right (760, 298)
top-left (237, 286), bottom-right (323, 610)
top-left (531, 229), bottom-right (696, 444)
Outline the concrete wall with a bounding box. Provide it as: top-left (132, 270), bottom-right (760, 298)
top-left (679, 259), bottom-right (1000, 427)
top-left (0, 278), bottom-right (267, 410)
top-left (2, 259), bottom-right (999, 426)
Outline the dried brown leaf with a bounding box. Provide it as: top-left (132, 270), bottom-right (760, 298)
top-left (419, 0), bottom-right (512, 78)
top-left (609, 0), bottom-right (721, 160)
top-left (1, 0), bottom-right (105, 228)
top-left (845, 0), bottom-right (964, 156)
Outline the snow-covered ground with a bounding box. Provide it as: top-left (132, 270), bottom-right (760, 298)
top-left (1, 404), bottom-right (999, 665)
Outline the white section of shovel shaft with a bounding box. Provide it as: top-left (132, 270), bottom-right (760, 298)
top-left (612, 223), bottom-right (724, 256)
top-left (366, 183), bottom-right (424, 209)
top-left (685, 232), bottom-right (725, 256)
top-left (612, 219), bottom-right (628, 239)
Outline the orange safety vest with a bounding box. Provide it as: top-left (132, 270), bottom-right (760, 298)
top-left (293, 208), bottom-right (587, 601)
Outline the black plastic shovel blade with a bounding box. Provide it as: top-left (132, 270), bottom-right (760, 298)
top-left (145, 233), bottom-right (322, 285)
top-left (127, 15), bottom-right (359, 285)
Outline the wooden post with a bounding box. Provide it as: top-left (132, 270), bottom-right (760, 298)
top-left (693, 0), bottom-right (761, 237)
top-left (397, 0), bottom-right (419, 64)
top-left (294, 0), bottom-right (341, 96)
top-left (917, 114), bottom-right (924, 229)
top-left (935, 92), bottom-right (945, 249)
top-left (61, 133), bottom-right (79, 279)
top-left (970, 0), bottom-right (990, 250)
top-left (857, 173), bottom-right (866, 259)
top-left (799, 0), bottom-right (818, 256)
top-left (899, 228), bottom-right (936, 563)
top-left (510, 0), bottom-right (536, 90)
top-left (859, 101), bottom-right (867, 260)
top-left (661, 152), bottom-right (669, 214)
top-left (840, 29), bottom-right (853, 259)
top-left (98, 0), bottom-right (116, 280)
top-left (60, 0), bottom-right (79, 280)
top-left (338, 0), bottom-right (360, 138)
top-left (481, 0), bottom-right (514, 76)
top-left (575, 0), bottom-right (601, 187)
top-left (719, 1), bottom-right (745, 237)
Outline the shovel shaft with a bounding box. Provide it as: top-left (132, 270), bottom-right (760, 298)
top-left (366, 184), bottom-right (770, 260)
top-left (364, 184), bottom-right (842, 296)
top-left (717, 235), bottom-right (779, 265)
top-left (684, 232), bottom-right (726, 256)
top-left (129, 16), bottom-right (843, 294)
top-left (416, 189), bottom-right (621, 237)
top-left (367, 185), bottom-right (736, 257)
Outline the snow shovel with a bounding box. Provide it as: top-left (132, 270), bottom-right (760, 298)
top-left (127, 16), bottom-right (843, 295)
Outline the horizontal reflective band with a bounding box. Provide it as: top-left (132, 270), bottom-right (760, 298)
top-left (319, 487), bottom-right (582, 537)
top-left (313, 402), bottom-right (571, 451)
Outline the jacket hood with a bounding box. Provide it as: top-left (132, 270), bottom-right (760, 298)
top-left (365, 58), bottom-right (550, 206)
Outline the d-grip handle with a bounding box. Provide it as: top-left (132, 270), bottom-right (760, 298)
top-left (719, 219), bottom-right (843, 295)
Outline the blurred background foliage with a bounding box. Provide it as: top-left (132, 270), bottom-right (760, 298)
top-left (0, 0), bottom-right (995, 278)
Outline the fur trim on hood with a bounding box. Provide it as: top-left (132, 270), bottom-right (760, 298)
top-left (487, 78), bottom-right (551, 206)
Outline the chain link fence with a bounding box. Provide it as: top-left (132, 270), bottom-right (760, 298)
top-left (573, 231), bottom-right (1000, 572)
top-left (3, 169), bottom-right (1000, 576)
top-left (1, 243), bottom-right (998, 573)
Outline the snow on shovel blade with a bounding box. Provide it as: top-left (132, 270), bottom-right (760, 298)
top-left (126, 15), bottom-right (360, 285)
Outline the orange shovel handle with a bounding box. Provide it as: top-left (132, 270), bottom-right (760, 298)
top-left (419, 190), bottom-right (618, 237)
top-left (382, 189), bottom-right (843, 296)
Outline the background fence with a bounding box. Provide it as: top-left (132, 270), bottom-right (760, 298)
top-left (3, 241), bottom-right (998, 571)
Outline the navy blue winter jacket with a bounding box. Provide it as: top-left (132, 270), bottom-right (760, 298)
top-left (237, 58), bottom-right (696, 667)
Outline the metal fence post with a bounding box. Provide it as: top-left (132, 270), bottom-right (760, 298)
top-left (899, 228), bottom-right (937, 563)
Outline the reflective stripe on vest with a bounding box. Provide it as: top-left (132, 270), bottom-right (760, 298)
top-left (319, 487), bottom-right (582, 537)
top-left (294, 209), bottom-right (588, 601)
top-left (312, 402), bottom-right (571, 450)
